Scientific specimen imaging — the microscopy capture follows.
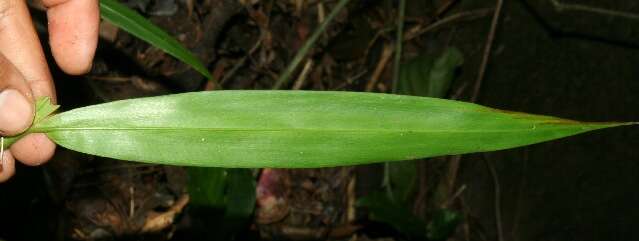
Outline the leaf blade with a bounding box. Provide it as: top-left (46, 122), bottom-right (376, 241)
top-left (188, 167), bottom-right (228, 207)
top-left (99, 0), bottom-right (211, 79)
top-left (35, 91), bottom-right (632, 168)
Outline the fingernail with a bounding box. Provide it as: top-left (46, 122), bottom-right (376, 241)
top-left (0, 89), bottom-right (33, 136)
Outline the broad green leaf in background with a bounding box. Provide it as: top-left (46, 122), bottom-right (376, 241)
top-left (222, 169), bottom-right (257, 234)
top-left (386, 160), bottom-right (417, 203)
top-left (357, 191), bottom-right (427, 237)
top-left (427, 48), bottom-right (463, 97)
top-left (398, 47), bottom-right (463, 97)
top-left (99, 0), bottom-right (212, 79)
top-left (187, 168), bottom-right (256, 239)
top-left (187, 168), bottom-right (255, 233)
top-left (188, 167), bottom-right (228, 207)
top-left (357, 192), bottom-right (461, 239)
top-left (6, 91), bottom-right (634, 168)
top-left (187, 168), bottom-right (256, 214)
top-left (224, 169), bottom-right (256, 219)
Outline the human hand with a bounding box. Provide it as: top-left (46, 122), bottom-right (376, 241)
top-left (0, 0), bottom-right (99, 182)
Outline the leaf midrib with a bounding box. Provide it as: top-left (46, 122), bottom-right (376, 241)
top-left (34, 125), bottom-right (593, 134)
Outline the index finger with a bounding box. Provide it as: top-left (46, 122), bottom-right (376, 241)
top-left (44, 0), bottom-right (99, 75)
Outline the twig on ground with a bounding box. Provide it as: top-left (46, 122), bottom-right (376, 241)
top-left (331, 70), bottom-right (368, 90)
top-left (435, 0), bottom-right (459, 16)
top-left (317, 2), bottom-right (327, 39)
top-left (443, 184), bottom-right (467, 208)
top-left (460, 197), bottom-right (472, 241)
top-left (549, 0), bottom-right (639, 20)
top-left (220, 39), bottom-right (263, 85)
top-left (272, 0), bottom-right (352, 89)
top-left (365, 43), bottom-right (394, 92)
top-left (511, 150), bottom-right (529, 239)
top-left (444, 155), bottom-right (462, 196)
top-left (404, 8), bottom-right (494, 41)
top-left (472, 0), bottom-right (503, 102)
top-left (360, 27), bottom-right (392, 68)
top-left (293, 59), bottom-right (314, 90)
top-left (450, 81), bottom-right (469, 100)
top-left (413, 160), bottom-right (429, 216)
top-left (129, 186), bottom-right (135, 218)
top-left (141, 194), bottom-right (190, 232)
top-left (391, 0), bottom-right (406, 92)
top-left (484, 156), bottom-right (503, 241)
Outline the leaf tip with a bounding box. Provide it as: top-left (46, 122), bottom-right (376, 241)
top-left (571, 121), bottom-right (638, 132)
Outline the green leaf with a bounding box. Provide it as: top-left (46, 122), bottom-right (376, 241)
top-left (188, 168), bottom-right (254, 213)
top-left (224, 169), bottom-right (256, 219)
top-left (358, 194), bottom-right (461, 240)
top-left (398, 55), bottom-right (433, 96)
top-left (357, 191), bottom-right (427, 238)
top-left (188, 167), bottom-right (228, 207)
top-left (99, 0), bottom-right (212, 79)
top-left (19, 91), bottom-right (634, 168)
top-left (428, 48), bottom-right (463, 97)
top-left (388, 160), bottom-right (418, 203)
top-left (398, 47), bottom-right (463, 98)
top-left (187, 168), bottom-right (255, 239)
top-left (222, 169), bottom-right (256, 234)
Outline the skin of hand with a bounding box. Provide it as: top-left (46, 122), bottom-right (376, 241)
top-left (0, 0), bottom-right (99, 182)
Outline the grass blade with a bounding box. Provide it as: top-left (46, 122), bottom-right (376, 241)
top-left (272, 0), bottom-right (351, 89)
top-left (25, 91), bottom-right (635, 168)
top-left (99, 0), bottom-right (212, 79)
top-left (398, 47), bottom-right (463, 97)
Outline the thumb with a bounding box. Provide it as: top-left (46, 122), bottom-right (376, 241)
top-left (0, 53), bottom-right (34, 136)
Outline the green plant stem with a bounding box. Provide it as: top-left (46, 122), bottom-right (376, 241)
top-left (382, 162), bottom-right (395, 202)
top-left (2, 134), bottom-right (25, 150)
top-left (272, 0), bottom-right (351, 89)
top-left (391, 0), bottom-right (406, 93)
